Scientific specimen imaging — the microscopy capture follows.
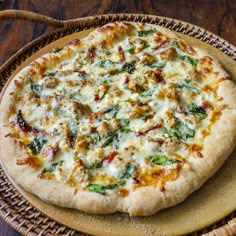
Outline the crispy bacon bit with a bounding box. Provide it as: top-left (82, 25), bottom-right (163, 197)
top-left (137, 123), bottom-right (162, 137)
top-left (124, 75), bottom-right (130, 84)
top-left (66, 136), bottom-right (75, 149)
top-left (44, 143), bottom-right (59, 161)
top-left (143, 112), bottom-right (156, 122)
top-left (201, 101), bottom-right (209, 109)
top-left (17, 110), bottom-right (38, 134)
top-left (153, 40), bottom-right (169, 50)
top-left (67, 39), bottom-right (80, 46)
top-left (90, 126), bottom-right (97, 132)
top-left (175, 105), bottom-right (185, 114)
top-left (102, 151), bottom-right (117, 163)
top-left (94, 94), bottom-right (100, 102)
top-left (118, 45), bottom-right (125, 60)
top-left (4, 133), bottom-right (11, 138)
top-left (55, 94), bottom-right (63, 101)
top-left (87, 44), bottom-right (96, 61)
top-left (89, 107), bottom-right (113, 123)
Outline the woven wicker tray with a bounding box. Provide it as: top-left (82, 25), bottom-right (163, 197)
top-left (0, 11), bottom-right (236, 236)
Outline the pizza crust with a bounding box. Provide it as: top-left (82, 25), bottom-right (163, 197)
top-left (0, 22), bottom-right (236, 216)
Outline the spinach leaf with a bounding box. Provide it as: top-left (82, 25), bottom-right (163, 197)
top-left (96, 59), bottom-right (115, 68)
top-left (178, 79), bottom-right (200, 94)
top-left (118, 61), bottom-right (136, 74)
top-left (102, 132), bottom-right (118, 147)
top-left (181, 55), bottom-right (198, 67)
top-left (148, 60), bottom-right (167, 68)
top-left (140, 90), bottom-right (154, 97)
top-left (44, 71), bottom-right (58, 76)
top-left (119, 119), bottom-right (130, 132)
top-left (124, 45), bottom-right (135, 53)
top-left (138, 29), bottom-right (156, 37)
top-left (89, 160), bottom-right (103, 169)
top-left (29, 79), bottom-right (42, 97)
top-left (121, 163), bottom-right (136, 180)
top-left (51, 47), bottom-right (63, 53)
top-left (90, 130), bottom-right (101, 144)
top-left (104, 179), bottom-right (126, 189)
top-left (170, 40), bottom-right (182, 50)
top-left (189, 104), bottom-right (207, 120)
top-left (165, 121), bottom-right (195, 141)
top-left (42, 160), bottom-right (64, 173)
top-left (27, 137), bottom-right (47, 155)
top-left (150, 154), bottom-right (181, 166)
top-left (87, 184), bottom-right (105, 195)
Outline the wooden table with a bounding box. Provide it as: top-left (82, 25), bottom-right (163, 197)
top-left (0, 0), bottom-right (235, 235)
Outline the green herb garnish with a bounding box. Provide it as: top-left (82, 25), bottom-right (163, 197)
top-left (96, 59), bottom-right (115, 68)
top-left (178, 79), bottom-right (200, 94)
top-left (189, 104), bottom-right (207, 120)
top-left (42, 160), bottom-right (64, 173)
top-left (119, 119), bottom-right (130, 132)
top-left (165, 121), bottom-right (195, 141)
top-left (89, 160), bottom-right (103, 169)
top-left (150, 154), bottom-right (181, 166)
top-left (44, 71), bottom-right (58, 76)
top-left (148, 60), bottom-right (167, 68)
top-left (138, 29), bottom-right (156, 37)
top-left (121, 163), bottom-right (136, 180)
top-left (181, 55), bottom-right (198, 67)
top-left (170, 40), bottom-right (182, 50)
top-left (27, 137), bottom-right (47, 155)
top-left (118, 61), bottom-right (136, 74)
top-left (29, 79), bottom-right (42, 97)
top-left (87, 184), bottom-right (105, 195)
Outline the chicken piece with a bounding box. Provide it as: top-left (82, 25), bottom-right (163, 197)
top-left (128, 103), bottom-right (151, 118)
top-left (70, 101), bottom-right (92, 119)
top-left (112, 146), bottom-right (136, 169)
top-left (129, 38), bottom-right (147, 53)
top-left (161, 137), bottom-right (180, 154)
top-left (97, 121), bottom-right (111, 139)
top-left (159, 47), bottom-right (177, 60)
top-left (140, 52), bottom-right (155, 65)
top-left (127, 77), bottom-right (146, 92)
top-left (42, 76), bottom-right (59, 88)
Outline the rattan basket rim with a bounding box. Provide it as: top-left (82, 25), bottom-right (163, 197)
top-left (0, 13), bottom-right (235, 236)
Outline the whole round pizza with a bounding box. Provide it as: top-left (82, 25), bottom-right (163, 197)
top-left (0, 22), bottom-right (236, 216)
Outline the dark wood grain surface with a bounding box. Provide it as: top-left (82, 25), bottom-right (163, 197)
top-left (0, 0), bottom-right (235, 235)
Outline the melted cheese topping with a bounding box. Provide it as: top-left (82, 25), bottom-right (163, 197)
top-left (7, 22), bottom-right (229, 195)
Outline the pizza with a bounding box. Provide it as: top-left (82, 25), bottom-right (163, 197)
top-left (0, 22), bottom-right (236, 216)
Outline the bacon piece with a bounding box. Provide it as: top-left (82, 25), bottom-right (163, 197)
top-left (201, 101), bottom-right (209, 109)
top-left (94, 94), bottom-right (100, 102)
top-left (175, 105), bottom-right (185, 114)
top-left (137, 123), bottom-right (162, 137)
top-left (143, 112), bottom-right (156, 122)
top-left (66, 136), bottom-right (75, 149)
top-left (16, 155), bottom-right (42, 168)
top-left (118, 45), bottom-right (125, 60)
top-left (102, 151), bottom-right (117, 163)
top-left (17, 110), bottom-right (38, 134)
top-left (87, 44), bottom-right (96, 61)
top-left (89, 107), bottom-right (113, 123)
top-left (124, 75), bottom-right (130, 84)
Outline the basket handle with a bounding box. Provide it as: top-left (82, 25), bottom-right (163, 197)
top-left (0, 10), bottom-right (65, 27)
